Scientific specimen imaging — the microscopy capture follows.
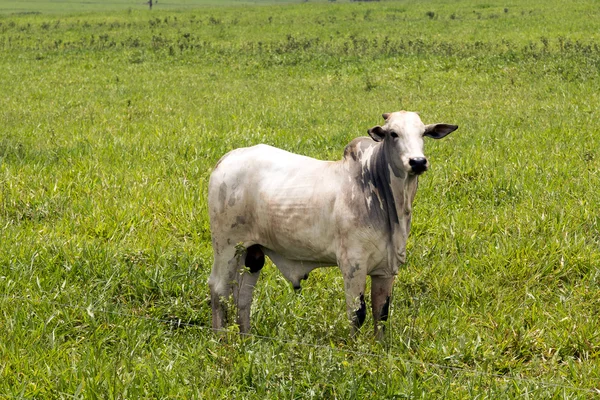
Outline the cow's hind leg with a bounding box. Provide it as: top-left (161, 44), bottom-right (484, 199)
top-left (371, 276), bottom-right (394, 341)
top-left (208, 244), bottom-right (243, 332)
top-left (209, 244), bottom-right (265, 334)
top-left (234, 244), bottom-right (265, 333)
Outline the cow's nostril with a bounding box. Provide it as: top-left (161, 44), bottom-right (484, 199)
top-left (409, 157), bottom-right (428, 173)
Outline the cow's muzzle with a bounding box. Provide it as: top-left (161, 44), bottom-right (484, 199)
top-left (409, 157), bottom-right (428, 175)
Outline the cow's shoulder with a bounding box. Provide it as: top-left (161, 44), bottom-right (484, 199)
top-left (343, 137), bottom-right (376, 163)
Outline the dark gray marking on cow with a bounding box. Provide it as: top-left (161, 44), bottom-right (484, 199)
top-left (348, 263), bottom-right (361, 279)
top-left (353, 139), bottom-right (400, 226)
top-left (343, 142), bottom-right (359, 162)
top-left (218, 182), bottom-right (227, 208)
top-left (231, 215), bottom-right (247, 229)
top-left (342, 137), bottom-right (404, 232)
top-left (245, 244), bottom-right (265, 273)
top-left (380, 296), bottom-right (391, 322)
top-left (228, 195), bottom-right (236, 207)
top-left (353, 293), bottom-right (366, 328)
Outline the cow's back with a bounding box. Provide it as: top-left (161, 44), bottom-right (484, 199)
top-left (208, 144), bottom-right (343, 261)
top-left (209, 144), bottom-right (331, 212)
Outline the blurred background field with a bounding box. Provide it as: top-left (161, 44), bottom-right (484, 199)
top-left (0, 0), bottom-right (321, 15)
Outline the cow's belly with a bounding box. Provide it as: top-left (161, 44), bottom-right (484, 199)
top-left (256, 226), bottom-right (338, 265)
top-left (252, 185), bottom-right (339, 264)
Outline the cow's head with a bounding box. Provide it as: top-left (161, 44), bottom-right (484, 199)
top-left (368, 111), bottom-right (457, 176)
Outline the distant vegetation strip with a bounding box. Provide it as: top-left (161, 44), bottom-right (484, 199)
top-left (2, 17), bottom-right (599, 83)
top-left (0, 0), bottom-right (320, 15)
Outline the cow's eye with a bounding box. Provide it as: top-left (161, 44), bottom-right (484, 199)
top-left (390, 131), bottom-right (398, 138)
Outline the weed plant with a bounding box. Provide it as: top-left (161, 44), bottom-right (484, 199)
top-left (1, 0), bottom-right (599, 398)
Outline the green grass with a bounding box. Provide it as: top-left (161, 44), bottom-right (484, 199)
top-left (1, 0), bottom-right (600, 397)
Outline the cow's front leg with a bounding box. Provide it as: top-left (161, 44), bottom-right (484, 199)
top-left (341, 261), bottom-right (368, 335)
top-left (371, 276), bottom-right (394, 340)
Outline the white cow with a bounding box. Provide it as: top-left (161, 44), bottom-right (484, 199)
top-left (208, 111), bottom-right (457, 337)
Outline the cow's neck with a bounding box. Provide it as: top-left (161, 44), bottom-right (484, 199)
top-left (375, 143), bottom-right (419, 272)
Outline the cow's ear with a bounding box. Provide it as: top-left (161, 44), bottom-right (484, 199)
top-left (424, 124), bottom-right (458, 139)
top-left (382, 113), bottom-right (391, 121)
top-left (368, 126), bottom-right (386, 142)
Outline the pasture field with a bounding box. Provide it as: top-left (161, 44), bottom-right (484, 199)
top-left (1, 0), bottom-right (600, 397)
